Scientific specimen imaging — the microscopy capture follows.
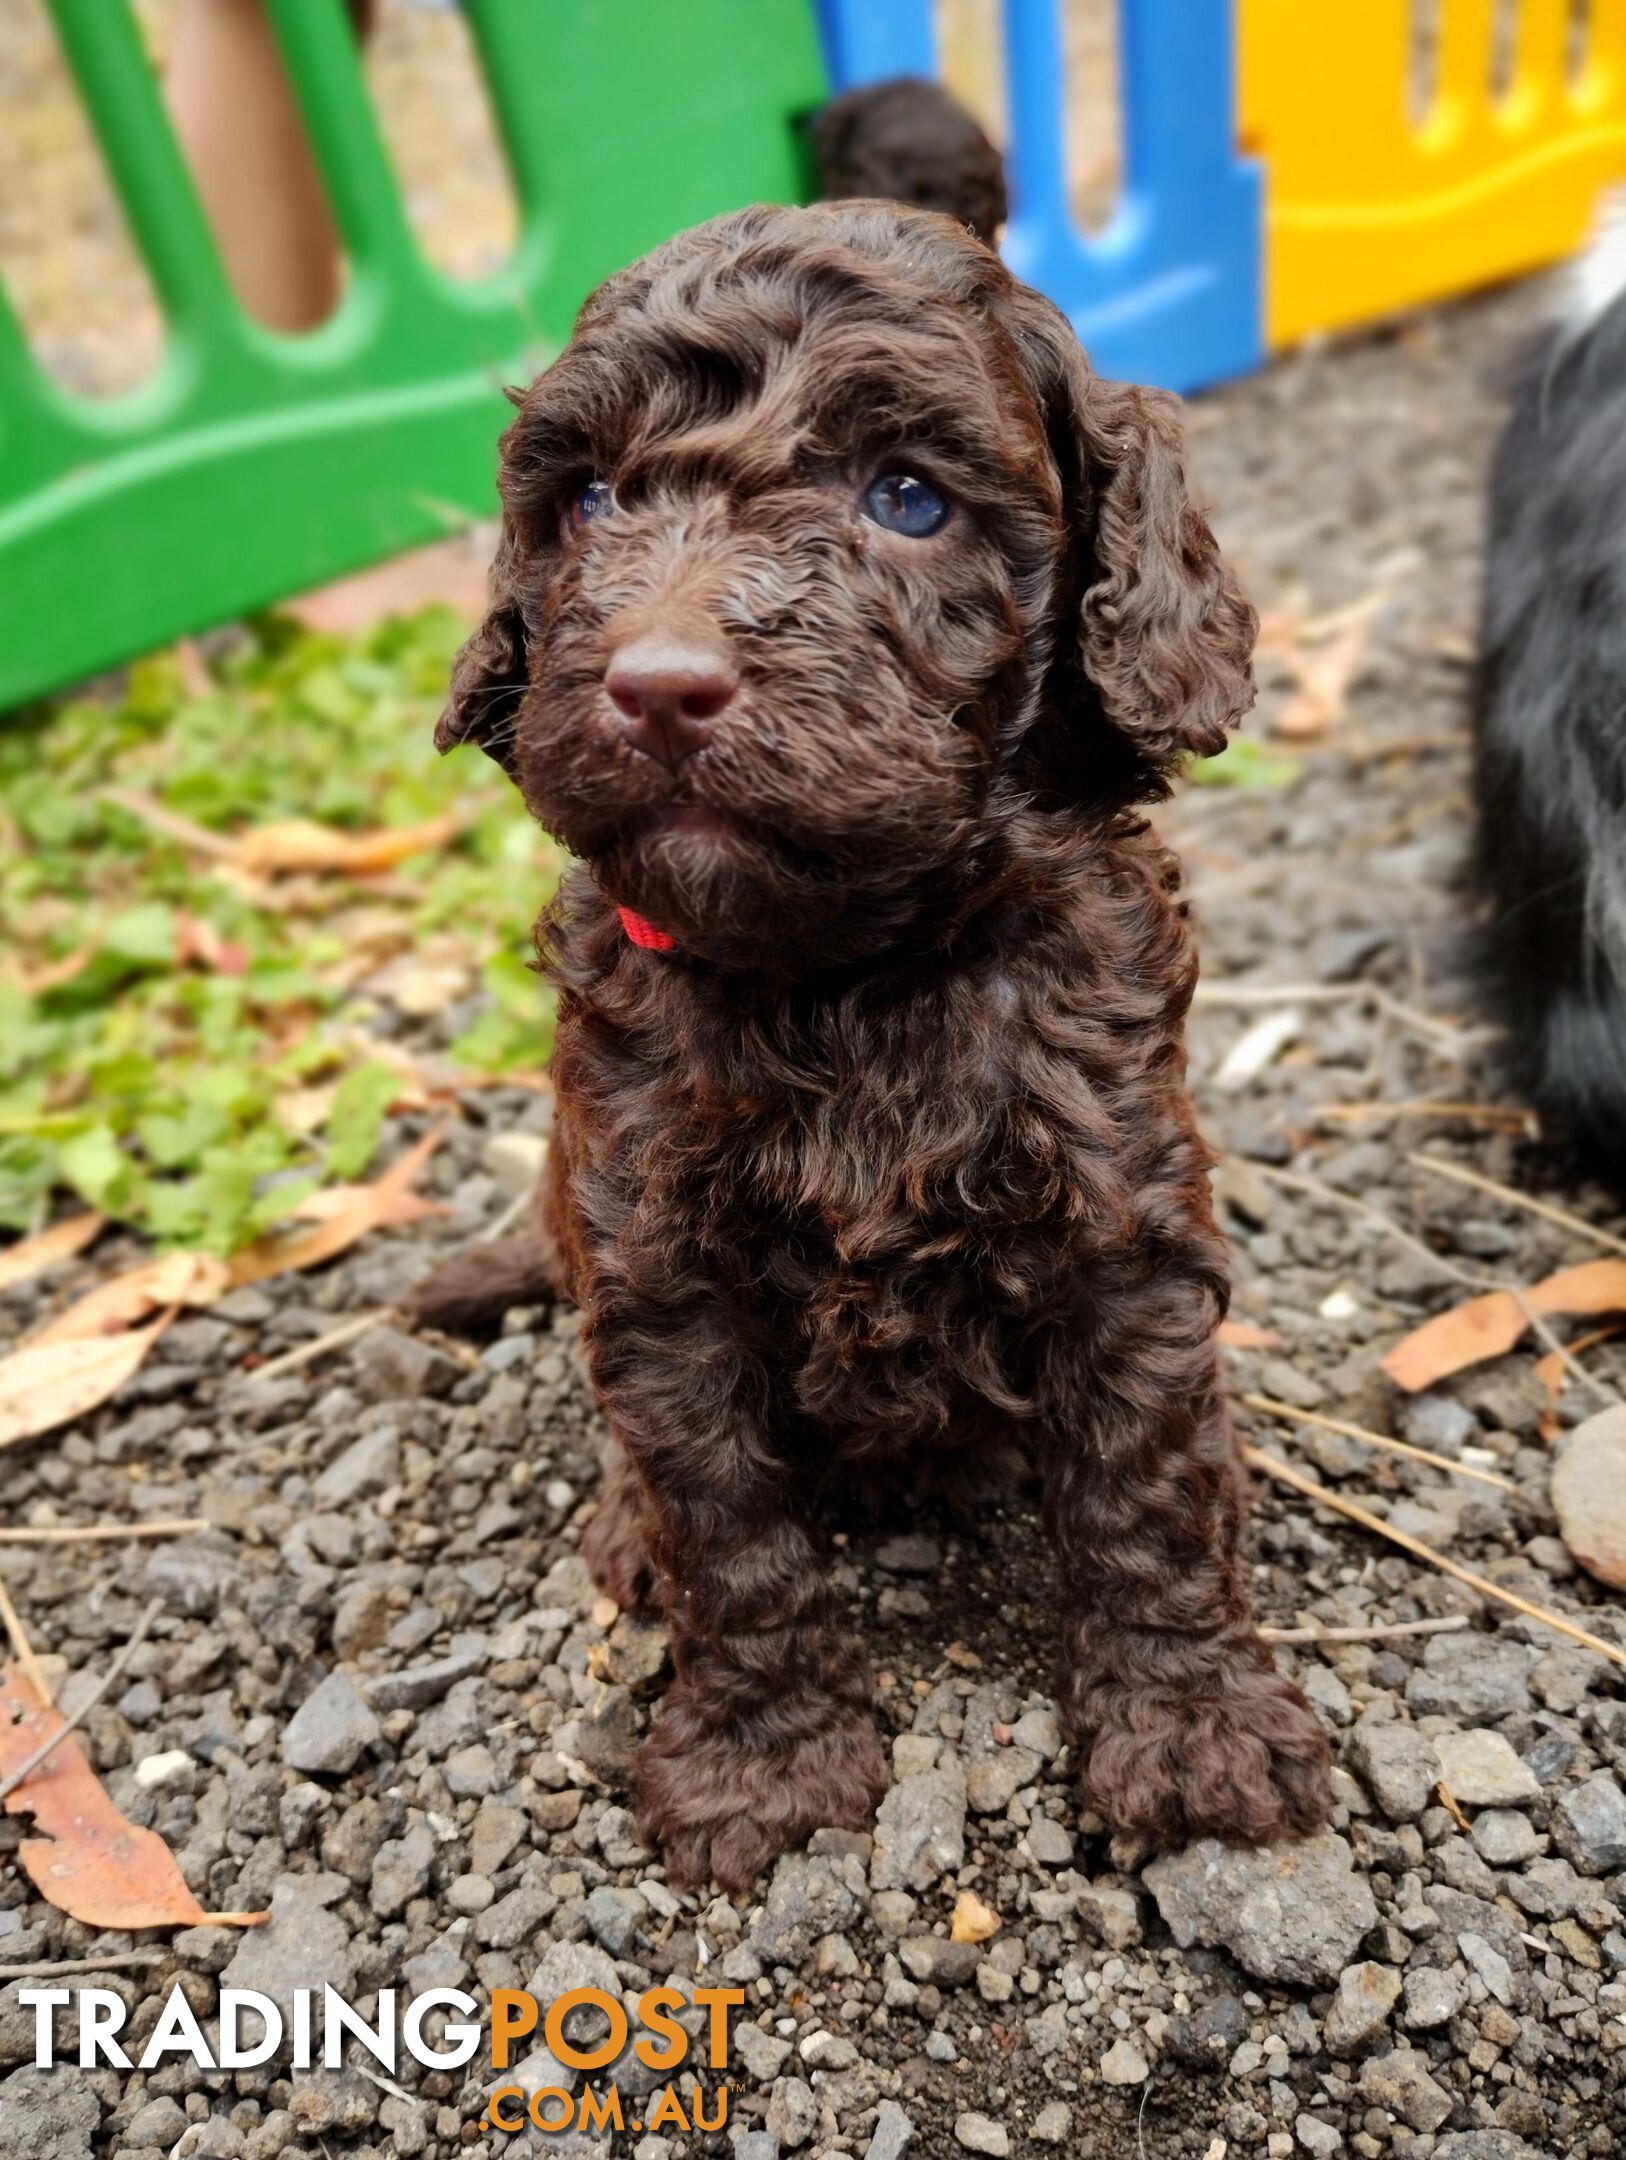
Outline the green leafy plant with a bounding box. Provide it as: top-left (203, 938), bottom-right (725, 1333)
top-left (0, 610), bottom-right (562, 1250)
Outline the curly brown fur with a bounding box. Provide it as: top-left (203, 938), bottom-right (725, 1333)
top-left (811, 76), bottom-right (1008, 242)
top-left (427, 201), bottom-right (1329, 1890)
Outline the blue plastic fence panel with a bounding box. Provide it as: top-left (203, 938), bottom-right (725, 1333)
top-left (812, 0), bottom-right (934, 83)
top-left (812, 0), bottom-right (1264, 396)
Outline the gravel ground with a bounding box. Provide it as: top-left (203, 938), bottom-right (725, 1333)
top-left (7, 274), bottom-right (1626, 2160)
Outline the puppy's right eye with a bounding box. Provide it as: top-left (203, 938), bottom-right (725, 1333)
top-left (570, 480), bottom-right (616, 530)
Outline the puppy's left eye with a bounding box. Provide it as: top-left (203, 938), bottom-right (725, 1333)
top-left (570, 479), bottom-right (616, 530)
top-left (863, 473), bottom-right (950, 538)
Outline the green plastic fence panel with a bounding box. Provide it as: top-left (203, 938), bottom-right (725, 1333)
top-left (0, 0), bottom-right (827, 711)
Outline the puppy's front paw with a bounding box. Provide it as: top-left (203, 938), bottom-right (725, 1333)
top-left (1076, 1658), bottom-right (1332, 1849)
top-left (635, 1688), bottom-right (887, 1891)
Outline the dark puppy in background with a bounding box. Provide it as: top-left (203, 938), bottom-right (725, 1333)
top-left (1471, 204), bottom-right (1626, 1191)
top-left (811, 75), bottom-right (1008, 241)
top-left (417, 200), bottom-right (1330, 1887)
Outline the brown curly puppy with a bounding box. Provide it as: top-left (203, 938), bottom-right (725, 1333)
top-left (421, 200), bottom-right (1331, 1889)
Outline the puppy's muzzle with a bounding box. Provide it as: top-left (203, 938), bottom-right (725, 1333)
top-left (605, 633), bottom-right (738, 774)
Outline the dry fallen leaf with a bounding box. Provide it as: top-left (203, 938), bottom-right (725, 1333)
top-left (1258, 590), bottom-right (1386, 742)
top-left (0, 1213), bottom-right (103, 1294)
top-left (30, 1250), bottom-right (228, 1347)
top-left (0, 1317), bottom-right (174, 1451)
top-left (951, 1890), bottom-right (1001, 1944)
top-left (1217, 1319), bottom-right (1282, 1351)
top-left (227, 1123), bottom-right (448, 1287)
top-left (0, 1664), bottom-right (266, 1929)
top-left (230, 814), bottom-right (461, 879)
top-left (1381, 1259), bottom-right (1626, 1392)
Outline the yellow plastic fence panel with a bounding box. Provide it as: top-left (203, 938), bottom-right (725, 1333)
top-left (1240, 0), bottom-right (1626, 347)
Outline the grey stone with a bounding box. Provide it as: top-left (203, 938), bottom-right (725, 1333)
top-left (1435, 2136), bottom-right (1554, 2160)
top-left (1323, 1960), bottom-right (1401, 2054)
top-left (143, 1537), bottom-right (237, 1618)
top-left (281, 1669), bottom-right (381, 1775)
top-left (1357, 2047), bottom-right (1454, 2133)
top-left (370, 1820), bottom-right (436, 1918)
top-left (127, 2095), bottom-right (189, 2146)
top-left (1348, 1716), bottom-right (1442, 1820)
top-left (765, 2075), bottom-right (818, 2149)
top-left (871, 1761), bottom-right (967, 1891)
top-left (584, 1884), bottom-right (649, 1958)
top-left (734, 2136), bottom-right (781, 2160)
top-left (1432, 1728), bottom-right (1540, 1808)
top-left (1551, 1770), bottom-right (1626, 1874)
top-left (561, 1685), bottom-right (640, 1782)
top-left (1097, 2037), bottom-right (1149, 2085)
top-left (222, 1873), bottom-right (354, 2018)
top-left (875, 1533), bottom-right (941, 1573)
top-left (1399, 1394), bottom-right (1478, 1455)
top-left (313, 1425), bottom-right (401, 1507)
top-left (1025, 1817), bottom-right (1073, 1867)
top-left (350, 1328), bottom-right (462, 1405)
top-left (364, 1641), bottom-right (488, 1713)
top-left (751, 1853), bottom-right (861, 1964)
top-left (1075, 1881), bottom-right (1142, 1949)
top-left (1460, 1929), bottom-right (1517, 2005)
top-left (1030, 2101), bottom-right (1072, 2145)
top-left (331, 1578), bottom-right (394, 1658)
top-left (0, 2068), bottom-right (100, 2160)
top-left (735, 2021), bottom-right (793, 2082)
top-left (1550, 1404), bottom-right (1626, 1588)
top-left (1296, 2117), bottom-right (1342, 2158)
top-left (443, 1741), bottom-right (500, 1797)
top-left (1406, 1633), bottom-right (1534, 1721)
top-left (1403, 1964), bottom-right (1467, 2029)
top-left (1143, 1830), bottom-right (1378, 1985)
top-left (965, 1746), bottom-right (1041, 1814)
top-left (898, 1936), bottom-right (982, 1987)
top-left (954, 2112), bottom-right (1010, 2156)
top-left (476, 1884), bottom-right (556, 1951)
top-left (1009, 1706), bottom-right (1063, 1759)
top-left (1470, 1808), bottom-right (1540, 1865)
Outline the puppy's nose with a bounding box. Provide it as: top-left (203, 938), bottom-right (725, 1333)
top-left (605, 637), bottom-right (737, 770)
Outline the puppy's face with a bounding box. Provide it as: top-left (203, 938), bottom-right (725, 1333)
top-left (442, 204), bottom-right (1254, 973)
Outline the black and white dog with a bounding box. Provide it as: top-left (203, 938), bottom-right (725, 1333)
top-left (1471, 202), bottom-right (1626, 1188)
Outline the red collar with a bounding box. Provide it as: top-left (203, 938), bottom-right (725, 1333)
top-left (618, 906), bottom-right (677, 953)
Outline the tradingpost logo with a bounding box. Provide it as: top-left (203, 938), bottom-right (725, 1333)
top-left (19, 1979), bottom-right (745, 2140)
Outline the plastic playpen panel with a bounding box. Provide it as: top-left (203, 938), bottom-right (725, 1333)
top-left (1241, 0), bottom-right (1626, 345)
top-left (814, 0), bottom-right (1265, 396)
top-left (0, 0), bottom-right (826, 713)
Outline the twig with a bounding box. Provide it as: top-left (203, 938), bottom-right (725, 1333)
top-left (1312, 1099), bottom-right (1535, 1135)
top-left (1193, 980), bottom-right (1483, 1061)
top-left (0, 1599), bottom-right (163, 1803)
top-left (353, 2062), bottom-right (418, 2107)
top-left (1241, 1392), bottom-right (1515, 1491)
top-left (1248, 1160), bottom-right (1483, 1291)
top-left (1248, 1160), bottom-right (1622, 1409)
top-left (252, 1310), bottom-right (391, 1382)
top-left (98, 787), bottom-right (238, 860)
top-left (0, 1518), bottom-right (208, 1547)
top-left (0, 1571), bottom-right (53, 1708)
top-left (1436, 1781), bottom-right (1472, 1833)
top-left (1243, 1446), bottom-right (1626, 1667)
top-left (1408, 1152), bottom-right (1626, 1260)
top-left (1504, 1286), bottom-right (1622, 1412)
top-left (0, 1952), bottom-right (166, 1980)
top-left (1259, 1614), bottom-right (1468, 1645)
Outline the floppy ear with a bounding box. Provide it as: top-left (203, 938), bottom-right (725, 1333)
top-left (1014, 300), bottom-right (1255, 765)
top-left (434, 516), bottom-right (529, 776)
